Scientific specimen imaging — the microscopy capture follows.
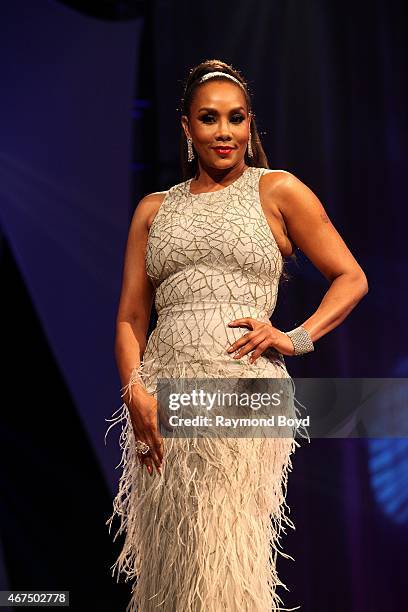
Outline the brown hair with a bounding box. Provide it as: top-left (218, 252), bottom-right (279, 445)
top-left (179, 59), bottom-right (269, 181)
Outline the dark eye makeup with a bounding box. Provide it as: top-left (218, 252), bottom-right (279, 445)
top-left (200, 113), bottom-right (245, 124)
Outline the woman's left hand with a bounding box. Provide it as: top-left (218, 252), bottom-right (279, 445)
top-left (226, 318), bottom-right (295, 361)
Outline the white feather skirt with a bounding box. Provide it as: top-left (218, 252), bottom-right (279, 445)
top-left (105, 355), bottom-right (302, 612)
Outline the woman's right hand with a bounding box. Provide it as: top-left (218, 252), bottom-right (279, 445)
top-left (127, 388), bottom-right (172, 476)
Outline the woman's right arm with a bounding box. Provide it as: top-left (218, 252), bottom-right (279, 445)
top-left (115, 191), bottom-right (166, 475)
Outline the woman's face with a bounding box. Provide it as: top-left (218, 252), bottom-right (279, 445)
top-left (182, 80), bottom-right (251, 170)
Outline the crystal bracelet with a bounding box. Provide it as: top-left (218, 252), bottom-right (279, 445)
top-left (284, 325), bottom-right (314, 356)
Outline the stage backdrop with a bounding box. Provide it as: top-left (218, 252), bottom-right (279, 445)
top-left (0, 0), bottom-right (142, 489)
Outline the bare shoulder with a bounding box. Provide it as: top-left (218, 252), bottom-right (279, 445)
top-left (260, 169), bottom-right (334, 228)
top-left (260, 170), bottom-right (322, 216)
top-left (261, 170), bottom-right (368, 284)
top-left (259, 169), bottom-right (293, 190)
top-left (131, 190), bottom-right (169, 233)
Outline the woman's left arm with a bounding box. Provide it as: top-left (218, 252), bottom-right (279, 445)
top-left (227, 172), bottom-right (369, 360)
top-left (275, 172), bottom-right (369, 343)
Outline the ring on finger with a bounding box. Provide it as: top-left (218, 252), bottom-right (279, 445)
top-left (135, 440), bottom-right (150, 455)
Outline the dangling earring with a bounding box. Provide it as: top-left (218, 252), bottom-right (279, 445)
top-left (247, 131), bottom-right (253, 158)
top-left (187, 137), bottom-right (195, 162)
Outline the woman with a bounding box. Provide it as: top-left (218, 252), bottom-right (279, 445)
top-left (105, 60), bottom-right (368, 611)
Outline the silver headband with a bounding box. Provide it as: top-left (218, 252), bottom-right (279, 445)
top-left (198, 71), bottom-right (245, 91)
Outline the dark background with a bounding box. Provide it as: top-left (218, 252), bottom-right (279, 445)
top-left (1, 0), bottom-right (407, 610)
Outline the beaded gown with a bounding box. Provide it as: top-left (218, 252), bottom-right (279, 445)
top-left (105, 166), bottom-right (300, 612)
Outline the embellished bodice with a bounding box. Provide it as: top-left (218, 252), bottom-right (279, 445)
top-left (145, 166), bottom-right (283, 320)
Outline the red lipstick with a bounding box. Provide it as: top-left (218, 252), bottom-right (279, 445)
top-left (213, 147), bottom-right (234, 155)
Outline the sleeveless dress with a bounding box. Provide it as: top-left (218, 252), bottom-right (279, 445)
top-left (105, 166), bottom-right (301, 612)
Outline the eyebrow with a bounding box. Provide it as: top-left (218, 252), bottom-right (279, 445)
top-left (197, 106), bottom-right (246, 113)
